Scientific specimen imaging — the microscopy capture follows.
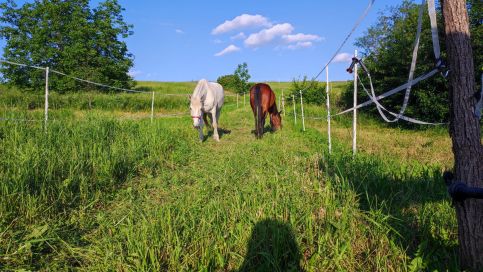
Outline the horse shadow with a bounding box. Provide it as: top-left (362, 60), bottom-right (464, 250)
top-left (236, 219), bottom-right (303, 272)
top-left (204, 128), bottom-right (231, 142)
top-left (250, 126), bottom-right (276, 137)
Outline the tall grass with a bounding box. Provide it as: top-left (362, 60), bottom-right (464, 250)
top-left (0, 82), bottom-right (458, 270)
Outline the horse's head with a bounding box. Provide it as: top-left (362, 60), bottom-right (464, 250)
top-left (189, 95), bottom-right (203, 128)
top-left (270, 110), bottom-right (282, 131)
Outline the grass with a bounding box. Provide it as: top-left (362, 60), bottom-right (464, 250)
top-left (0, 81), bottom-right (458, 271)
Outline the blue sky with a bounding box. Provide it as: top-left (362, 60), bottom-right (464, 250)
top-left (1, 0), bottom-right (404, 82)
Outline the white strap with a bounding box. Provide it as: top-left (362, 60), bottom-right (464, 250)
top-left (380, 0), bottom-right (425, 122)
top-left (335, 68), bottom-right (439, 116)
top-left (475, 73), bottom-right (483, 119)
top-left (427, 0), bottom-right (441, 60)
top-left (359, 77), bottom-right (443, 125)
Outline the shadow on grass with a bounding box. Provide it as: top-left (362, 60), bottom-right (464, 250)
top-left (322, 152), bottom-right (459, 270)
top-left (203, 128), bottom-right (232, 142)
top-left (133, 86), bottom-right (153, 92)
top-left (250, 126), bottom-right (278, 138)
top-left (237, 219), bottom-right (303, 272)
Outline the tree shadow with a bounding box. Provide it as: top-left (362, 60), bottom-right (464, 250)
top-left (320, 153), bottom-right (459, 270)
top-left (237, 219), bottom-right (303, 272)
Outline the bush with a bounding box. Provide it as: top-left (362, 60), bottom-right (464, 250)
top-left (289, 76), bottom-right (326, 105)
top-left (217, 74), bottom-right (240, 92)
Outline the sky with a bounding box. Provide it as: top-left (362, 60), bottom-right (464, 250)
top-left (1, 0), bottom-right (404, 82)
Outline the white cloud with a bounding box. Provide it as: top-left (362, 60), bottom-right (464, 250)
top-left (128, 69), bottom-right (143, 77)
top-left (212, 14), bottom-right (271, 35)
top-left (282, 33), bottom-right (323, 43)
top-left (244, 23), bottom-right (294, 47)
top-left (231, 32), bottom-right (246, 40)
top-left (214, 44), bottom-right (241, 57)
top-left (333, 53), bottom-right (353, 63)
top-left (175, 29), bottom-right (184, 34)
top-left (287, 41), bottom-right (314, 50)
top-left (213, 39), bottom-right (224, 44)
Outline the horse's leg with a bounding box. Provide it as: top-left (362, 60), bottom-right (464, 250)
top-left (203, 113), bottom-right (211, 129)
top-left (198, 113), bottom-right (204, 142)
top-left (211, 109), bottom-right (220, 142)
top-left (261, 111), bottom-right (267, 133)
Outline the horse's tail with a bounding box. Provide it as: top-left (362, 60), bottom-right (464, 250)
top-left (254, 84), bottom-right (263, 138)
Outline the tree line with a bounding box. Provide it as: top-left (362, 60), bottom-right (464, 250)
top-left (0, 0), bottom-right (134, 92)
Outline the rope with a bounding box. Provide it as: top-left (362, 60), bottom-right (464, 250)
top-left (0, 117), bottom-right (43, 122)
top-left (0, 59), bottom-right (46, 71)
top-left (49, 69), bottom-right (149, 94)
top-left (299, 0), bottom-right (375, 93)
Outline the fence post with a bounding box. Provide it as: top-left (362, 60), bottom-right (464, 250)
top-left (282, 89), bottom-right (285, 116)
top-left (237, 93), bottom-right (239, 108)
top-left (292, 95), bottom-right (297, 125)
top-left (151, 91), bottom-right (155, 123)
top-left (300, 90), bottom-right (305, 132)
top-left (352, 50), bottom-right (358, 156)
top-left (44, 67), bottom-right (49, 131)
top-left (244, 92), bottom-right (246, 107)
top-left (278, 92), bottom-right (281, 109)
top-left (326, 65), bottom-right (332, 154)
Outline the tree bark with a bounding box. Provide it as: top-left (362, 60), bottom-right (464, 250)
top-left (440, 0), bottom-right (483, 270)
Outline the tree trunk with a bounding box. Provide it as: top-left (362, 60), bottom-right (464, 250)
top-left (440, 0), bottom-right (483, 270)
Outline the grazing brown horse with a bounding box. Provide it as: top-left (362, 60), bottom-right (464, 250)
top-left (249, 83), bottom-right (282, 139)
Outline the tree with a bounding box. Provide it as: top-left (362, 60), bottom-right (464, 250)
top-left (0, 0), bottom-right (134, 92)
top-left (233, 62), bottom-right (251, 95)
top-left (440, 0), bottom-right (483, 270)
top-left (347, 1), bottom-right (478, 124)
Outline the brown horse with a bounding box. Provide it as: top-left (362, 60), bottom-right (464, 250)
top-left (249, 83), bottom-right (282, 139)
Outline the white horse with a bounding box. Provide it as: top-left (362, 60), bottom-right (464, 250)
top-left (189, 79), bottom-right (224, 142)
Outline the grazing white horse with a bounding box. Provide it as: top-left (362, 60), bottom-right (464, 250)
top-left (189, 79), bottom-right (224, 142)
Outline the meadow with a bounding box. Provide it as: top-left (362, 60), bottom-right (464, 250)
top-left (0, 81), bottom-right (458, 271)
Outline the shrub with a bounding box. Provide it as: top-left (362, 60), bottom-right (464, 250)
top-left (289, 76), bottom-right (326, 105)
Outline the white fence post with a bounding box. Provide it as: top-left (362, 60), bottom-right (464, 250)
top-left (282, 89), bottom-right (285, 116)
top-left (300, 90), bottom-right (305, 132)
top-left (326, 65), bottom-right (332, 154)
top-left (293, 95), bottom-right (297, 125)
top-left (151, 91), bottom-right (155, 123)
top-left (44, 67), bottom-right (49, 131)
top-left (353, 50), bottom-right (358, 156)
top-left (278, 92), bottom-right (281, 109)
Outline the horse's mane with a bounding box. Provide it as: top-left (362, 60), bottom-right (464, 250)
top-left (193, 79), bottom-right (209, 100)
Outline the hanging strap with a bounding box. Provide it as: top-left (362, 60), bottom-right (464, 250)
top-left (427, 0), bottom-right (441, 61)
top-left (358, 76), bottom-right (444, 125)
top-left (370, 0), bottom-right (425, 123)
top-left (335, 68), bottom-right (439, 116)
top-left (475, 73), bottom-right (483, 119)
